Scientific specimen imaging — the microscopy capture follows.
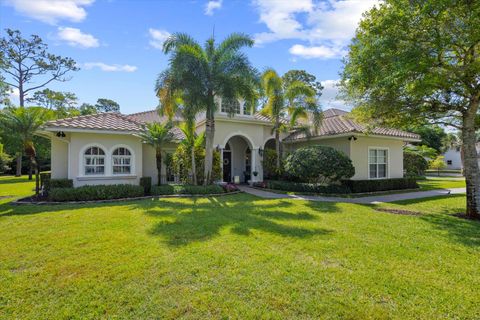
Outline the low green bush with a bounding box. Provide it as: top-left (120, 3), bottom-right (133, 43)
top-left (284, 145), bottom-right (355, 184)
top-left (404, 151), bottom-right (428, 177)
top-left (266, 180), bottom-right (351, 194)
top-left (151, 184), bottom-right (225, 195)
top-left (50, 178), bottom-right (74, 189)
top-left (342, 178), bottom-right (418, 193)
top-left (40, 172), bottom-right (51, 192)
top-left (140, 177), bottom-right (152, 195)
top-left (49, 184), bottom-right (144, 202)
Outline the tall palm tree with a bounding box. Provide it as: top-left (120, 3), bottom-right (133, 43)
top-left (162, 32), bottom-right (258, 185)
top-left (260, 68), bottom-right (320, 171)
top-left (0, 106), bottom-right (49, 194)
top-left (178, 121), bottom-right (205, 185)
top-left (139, 122), bottom-right (174, 185)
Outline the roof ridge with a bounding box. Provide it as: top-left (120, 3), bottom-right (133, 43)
top-left (113, 112), bottom-right (145, 126)
top-left (127, 109), bottom-right (157, 116)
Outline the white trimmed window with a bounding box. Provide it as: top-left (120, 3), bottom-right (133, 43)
top-left (221, 98), bottom-right (240, 114)
top-left (112, 147), bottom-right (132, 174)
top-left (84, 146), bottom-right (105, 175)
top-left (369, 148), bottom-right (388, 179)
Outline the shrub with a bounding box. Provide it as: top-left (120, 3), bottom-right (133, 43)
top-left (140, 177), bottom-right (152, 195)
top-left (0, 147), bottom-right (12, 174)
top-left (151, 184), bottom-right (225, 195)
top-left (404, 151), bottom-right (428, 177)
top-left (49, 184), bottom-right (144, 202)
top-left (50, 178), bottom-right (73, 189)
top-left (342, 178), bottom-right (418, 193)
top-left (173, 145), bottom-right (221, 184)
top-left (284, 146), bottom-right (355, 184)
top-left (221, 183), bottom-right (239, 192)
top-left (266, 180), bottom-right (351, 194)
top-left (262, 149), bottom-right (283, 179)
top-left (40, 172), bottom-right (51, 192)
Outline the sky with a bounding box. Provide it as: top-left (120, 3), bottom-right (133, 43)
top-left (0, 0), bottom-right (379, 114)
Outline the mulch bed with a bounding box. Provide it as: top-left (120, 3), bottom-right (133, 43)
top-left (374, 208), bottom-right (423, 216)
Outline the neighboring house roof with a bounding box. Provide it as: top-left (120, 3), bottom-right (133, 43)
top-left (284, 108), bottom-right (420, 142)
top-left (43, 112), bottom-right (143, 133)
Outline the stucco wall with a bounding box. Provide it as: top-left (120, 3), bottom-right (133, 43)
top-left (286, 137), bottom-right (351, 157)
top-left (68, 132), bottom-right (143, 187)
top-left (349, 136), bottom-right (404, 180)
top-left (51, 138), bottom-right (69, 179)
top-left (443, 148), bottom-right (463, 170)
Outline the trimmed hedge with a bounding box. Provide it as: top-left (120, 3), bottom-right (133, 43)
top-left (140, 177), bottom-right (152, 195)
top-left (49, 184), bottom-right (144, 202)
top-left (342, 178), bottom-right (418, 193)
top-left (152, 184), bottom-right (225, 195)
top-left (265, 180), bottom-right (351, 194)
top-left (50, 179), bottom-right (74, 189)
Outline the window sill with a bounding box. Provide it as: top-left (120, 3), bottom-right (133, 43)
top-left (77, 175), bottom-right (137, 181)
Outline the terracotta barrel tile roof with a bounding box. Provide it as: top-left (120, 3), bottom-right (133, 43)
top-left (284, 108), bottom-right (420, 141)
top-left (43, 112), bottom-right (143, 132)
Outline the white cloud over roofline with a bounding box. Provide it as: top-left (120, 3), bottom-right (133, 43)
top-left (57, 27), bottom-right (99, 48)
top-left (83, 62), bottom-right (137, 72)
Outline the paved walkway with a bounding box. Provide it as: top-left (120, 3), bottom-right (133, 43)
top-left (237, 185), bottom-right (466, 204)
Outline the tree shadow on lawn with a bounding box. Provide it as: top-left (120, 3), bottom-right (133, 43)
top-left (139, 194), bottom-right (337, 246)
top-left (369, 195), bottom-right (480, 247)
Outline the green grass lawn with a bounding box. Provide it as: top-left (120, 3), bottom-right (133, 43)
top-left (417, 176), bottom-right (466, 190)
top-left (0, 176), bottom-right (479, 319)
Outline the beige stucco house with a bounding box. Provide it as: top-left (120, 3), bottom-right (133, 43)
top-left (39, 105), bottom-right (420, 187)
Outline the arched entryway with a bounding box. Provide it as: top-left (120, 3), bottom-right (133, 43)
top-left (221, 134), bottom-right (255, 183)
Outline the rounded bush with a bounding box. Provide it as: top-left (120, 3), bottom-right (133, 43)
top-left (284, 145), bottom-right (355, 183)
top-left (404, 151), bottom-right (428, 177)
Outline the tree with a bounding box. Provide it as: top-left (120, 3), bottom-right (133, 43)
top-left (162, 32), bottom-right (258, 185)
top-left (282, 70), bottom-right (323, 97)
top-left (79, 103), bottom-right (97, 115)
top-left (404, 144), bottom-right (438, 160)
top-left (139, 122), bottom-right (174, 185)
top-left (429, 155), bottom-right (448, 176)
top-left (0, 28), bottom-right (78, 173)
top-left (261, 68), bottom-right (320, 171)
top-left (26, 88), bottom-right (78, 118)
top-left (95, 98), bottom-right (120, 113)
top-left (178, 122), bottom-right (205, 185)
top-left (407, 125), bottom-right (446, 152)
top-left (0, 106), bottom-right (50, 193)
top-left (341, 0), bottom-right (480, 218)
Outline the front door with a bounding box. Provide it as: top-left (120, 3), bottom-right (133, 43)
top-left (223, 151), bottom-right (232, 182)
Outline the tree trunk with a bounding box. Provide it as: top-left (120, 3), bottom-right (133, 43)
top-left (204, 116), bottom-right (215, 186)
top-left (32, 156), bottom-right (39, 195)
top-left (462, 100), bottom-right (480, 218)
top-left (28, 159), bottom-right (33, 180)
top-left (15, 153), bottom-right (22, 177)
top-left (156, 149), bottom-right (163, 186)
top-left (191, 146), bottom-right (197, 186)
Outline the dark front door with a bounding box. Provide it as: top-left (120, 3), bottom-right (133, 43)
top-left (223, 151), bottom-right (232, 182)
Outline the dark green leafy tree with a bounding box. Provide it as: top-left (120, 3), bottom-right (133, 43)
top-left (341, 0), bottom-right (480, 218)
top-left (79, 103), bottom-right (97, 115)
top-left (95, 98), bottom-right (120, 113)
top-left (26, 88), bottom-right (78, 118)
top-left (407, 125), bottom-right (446, 152)
top-left (282, 70), bottom-right (323, 97)
top-left (162, 32), bottom-right (258, 185)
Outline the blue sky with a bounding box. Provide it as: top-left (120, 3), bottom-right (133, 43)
top-left (1, 0), bottom-right (378, 114)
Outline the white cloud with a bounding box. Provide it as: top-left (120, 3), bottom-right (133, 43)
top-left (5, 0), bottom-right (94, 24)
top-left (83, 62), bottom-right (137, 72)
top-left (148, 28), bottom-right (171, 49)
top-left (205, 0), bottom-right (222, 15)
top-left (318, 79), bottom-right (350, 110)
top-left (57, 27), bottom-right (99, 48)
top-left (252, 0), bottom-right (379, 59)
top-left (289, 44), bottom-right (346, 59)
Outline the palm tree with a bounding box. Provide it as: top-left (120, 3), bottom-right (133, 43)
top-left (178, 121), bottom-right (205, 185)
top-left (0, 106), bottom-right (49, 194)
top-left (139, 122), bottom-right (174, 185)
top-left (260, 68), bottom-right (319, 171)
top-left (162, 32), bottom-right (258, 185)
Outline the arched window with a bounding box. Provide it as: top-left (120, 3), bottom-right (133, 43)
top-left (84, 146), bottom-right (105, 175)
top-left (112, 147), bottom-right (132, 174)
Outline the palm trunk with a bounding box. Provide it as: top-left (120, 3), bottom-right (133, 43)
top-left (275, 115), bottom-right (281, 173)
top-left (156, 149), bottom-right (163, 186)
top-left (28, 159), bottom-right (33, 180)
top-left (32, 156), bottom-right (39, 195)
top-left (204, 116), bottom-right (215, 186)
top-left (15, 153), bottom-right (22, 177)
top-left (462, 100), bottom-right (480, 218)
top-left (191, 146), bottom-right (197, 185)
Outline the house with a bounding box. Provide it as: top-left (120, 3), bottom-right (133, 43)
top-left (441, 143), bottom-right (480, 170)
top-left (39, 104), bottom-right (420, 187)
